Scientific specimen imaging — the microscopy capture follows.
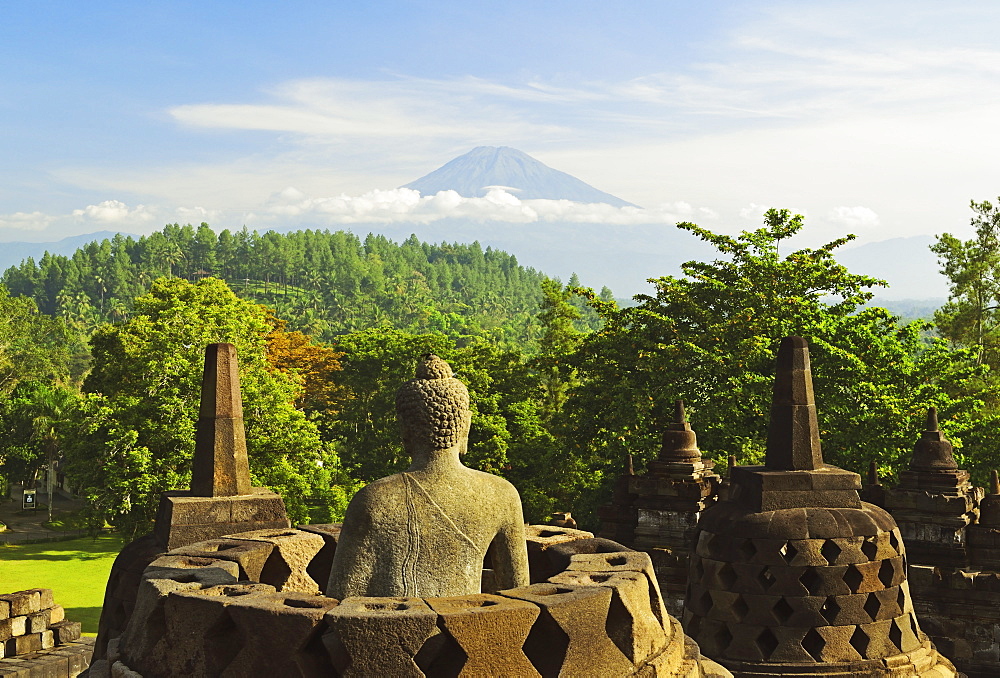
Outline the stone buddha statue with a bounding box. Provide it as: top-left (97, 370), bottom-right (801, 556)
top-left (327, 354), bottom-right (530, 599)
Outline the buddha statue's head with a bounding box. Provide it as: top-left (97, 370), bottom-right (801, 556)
top-left (396, 354), bottom-right (472, 457)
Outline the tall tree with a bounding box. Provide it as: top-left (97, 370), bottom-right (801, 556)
top-left (558, 210), bottom-right (991, 525)
top-left (933, 198), bottom-right (1000, 367)
top-left (62, 277), bottom-right (356, 537)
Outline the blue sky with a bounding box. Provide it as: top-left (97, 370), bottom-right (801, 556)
top-left (4, 1), bottom-right (1000, 248)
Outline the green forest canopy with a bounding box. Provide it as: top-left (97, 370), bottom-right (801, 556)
top-left (3, 206), bottom-right (1000, 532)
top-left (1, 224), bottom-right (609, 349)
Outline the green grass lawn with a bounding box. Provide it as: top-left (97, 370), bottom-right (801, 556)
top-left (0, 535), bottom-right (124, 635)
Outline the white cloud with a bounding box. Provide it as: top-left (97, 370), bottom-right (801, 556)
top-left (739, 203), bottom-right (768, 220)
top-left (0, 211), bottom-right (55, 231)
top-left (261, 187), bottom-right (705, 226)
top-left (72, 200), bottom-right (156, 224)
top-left (828, 206), bottom-right (880, 229)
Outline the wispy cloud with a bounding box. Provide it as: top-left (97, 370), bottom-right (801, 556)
top-left (258, 186), bottom-right (706, 226)
top-left (828, 205), bottom-right (880, 230)
top-left (72, 200), bottom-right (157, 224)
top-left (0, 211), bottom-right (55, 232)
top-left (2, 191), bottom-right (717, 239)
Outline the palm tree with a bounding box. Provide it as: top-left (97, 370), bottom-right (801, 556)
top-left (30, 384), bottom-right (75, 523)
top-left (162, 242), bottom-right (185, 278)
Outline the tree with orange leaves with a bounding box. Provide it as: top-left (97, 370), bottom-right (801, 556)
top-left (264, 311), bottom-right (344, 429)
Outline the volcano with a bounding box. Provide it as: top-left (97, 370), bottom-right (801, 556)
top-left (402, 146), bottom-right (638, 208)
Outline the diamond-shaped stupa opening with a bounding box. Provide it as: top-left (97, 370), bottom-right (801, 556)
top-left (717, 562), bottom-right (737, 589)
top-left (756, 627), bottom-right (779, 660)
top-left (801, 627), bottom-right (825, 661)
top-left (820, 540), bottom-right (842, 566)
top-left (732, 596), bottom-right (749, 622)
top-left (878, 559), bottom-right (896, 588)
top-left (861, 537), bottom-right (879, 561)
top-left (772, 597), bottom-right (794, 624)
top-left (820, 596), bottom-right (840, 624)
top-left (844, 565), bottom-right (864, 594)
top-left (888, 618), bottom-right (904, 653)
top-left (699, 589), bottom-right (714, 615)
top-left (758, 567), bottom-right (776, 592)
top-left (800, 567), bottom-right (823, 595)
top-left (850, 626), bottom-right (871, 658)
top-left (863, 593), bottom-right (881, 622)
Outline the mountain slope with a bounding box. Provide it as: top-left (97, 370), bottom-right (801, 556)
top-left (402, 146), bottom-right (638, 207)
top-left (837, 235), bottom-right (946, 300)
top-left (0, 231), bottom-right (129, 272)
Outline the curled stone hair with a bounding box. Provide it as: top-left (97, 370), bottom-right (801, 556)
top-left (396, 354), bottom-right (471, 451)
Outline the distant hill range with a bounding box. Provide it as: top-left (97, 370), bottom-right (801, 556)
top-left (0, 149), bottom-right (952, 307)
top-left (0, 231), bottom-right (128, 273)
top-left (402, 146), bottom-right (637, 207)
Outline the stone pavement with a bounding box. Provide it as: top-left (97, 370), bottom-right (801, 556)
top-left (0, 488), bottom-right (89, 544)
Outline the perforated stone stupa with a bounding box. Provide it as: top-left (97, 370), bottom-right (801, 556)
top-left (91, 351), bottom-right (732, 677)
top-left (682, 337), bottom-right (958, 677)
top-left (598, 400), bottom-right (721, 615)
top-left (882, 408), bottom-right (981, 567)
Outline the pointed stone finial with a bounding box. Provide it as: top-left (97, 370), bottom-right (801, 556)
top-left (867, 460), bottom-right (881, 487)
top-left (976, 470), bottom-right (1000, 527)
top-left (190, 343), bottom-right (252, 497)
top-left (909, 407), bottom-right (958, 473)
top-left (728, 455), bottom-right (737, 475)
top-left (765, 336), bottom-right (823, 471)
top-left (659, 399), bottom-right (702, 463)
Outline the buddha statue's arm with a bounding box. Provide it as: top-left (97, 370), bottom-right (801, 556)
top-left (490, 488), bottom-right (530, 590)
top-left (326, 488), bottom-right (377, 599)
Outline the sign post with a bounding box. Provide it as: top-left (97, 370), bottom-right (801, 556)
top-left (22, 489), bottom-right (36, 510)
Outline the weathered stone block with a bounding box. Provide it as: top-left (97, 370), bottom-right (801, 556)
top-left (170, 538), bottom-right (275, 581)
top-left (0, 592), bottom-right (39, 617)
top-left (297, 523), bottom-right (342, 590)
top-left (524, 524), bottom-right (595, 584)
top-left (424, 593), bottom-right (540, 676)
top-left (501, 582), bottom-right (633, 677)
top-left (550, 570), bottom-right (666, 664)
top-left (0, 615), bottom-right (26, 642)
top-left (323, 597), bottom-right (438, 677)
top-left (161, 583), bottom-right (275, 677)
top-left (153, 491), bottom-right (290, 551)
top-left (118, 565), bottom-right (237, 673)
top-left (224, 591), bottom-right (340, 676)
top-left (146, 554), bottom-right (241, 580)
top-left (226, 528), bottom-right (325, 593)
top-left (565, 549), bottom-right (670, 629)
top-left (24, 611), bottom-right (48, 634)
top-left (49, 620), bottom-right (81, 645)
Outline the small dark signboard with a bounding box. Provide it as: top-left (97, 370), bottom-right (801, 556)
top-left (22, 489), bottom-right (37, 510)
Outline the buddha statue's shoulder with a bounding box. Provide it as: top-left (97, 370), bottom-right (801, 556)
top-left (460, 466), bottom-right (521, 499)
top-left (346, 473), bottom-right (407, 509)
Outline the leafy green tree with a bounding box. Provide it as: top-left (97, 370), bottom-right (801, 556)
top-left (531, 279), bottom-right (585, 422)
top-left (558, 210), bottom-right (992, 526)
top-left (62, 277), bottom-right (356, 538)
top-left (0, 285), bottom-right (71, 393)
top-left (933, 198), bottom-right (1000, 367)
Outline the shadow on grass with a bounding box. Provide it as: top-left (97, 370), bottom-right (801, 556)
top-left (0, 536), bottom-right (125, 561)
top-left (63, 606), bottom-right (104, 635)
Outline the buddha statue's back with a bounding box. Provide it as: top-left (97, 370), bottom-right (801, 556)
top-left (327, 354), bottom-right (529, 598)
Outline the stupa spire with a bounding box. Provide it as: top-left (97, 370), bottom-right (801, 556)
top-left (909, 406), bottom-right (958, 472)
top-left (659, 399), bottom-right (701, 463)
top-left (190, 343), bottom-right (252, 497)
top-left (765, 336), bottom-right (823, 471)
